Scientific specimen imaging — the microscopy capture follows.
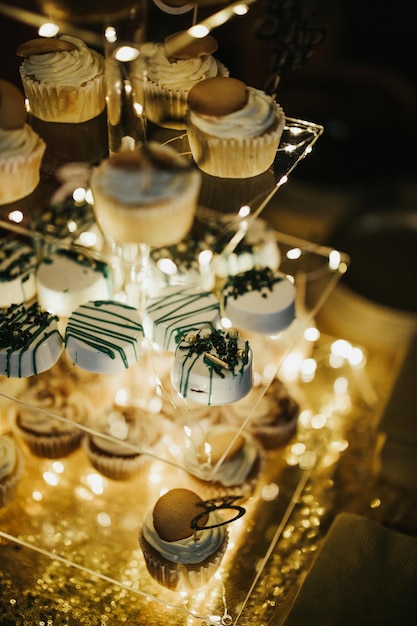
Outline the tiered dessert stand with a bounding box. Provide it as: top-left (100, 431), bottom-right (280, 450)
top-left (0, 3), bottom-right (356, 624)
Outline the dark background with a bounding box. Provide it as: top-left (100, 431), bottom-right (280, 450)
top-left (1, 0), bottom-right (416, 187)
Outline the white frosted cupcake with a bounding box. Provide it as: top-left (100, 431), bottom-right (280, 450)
top-left (143, 32), bottom-right (229, 130)
top-left (0, 79), bottom-right (45, 204)
top-left (90, 142), bottom-right (201, 247)
top-left (0, 433), bottom-right (25, 508)
top-left (187, 77), bottom-right (285, 178)
top-left (139, 488), bottom-right (229, 591)
top-left (17, 35), bottom-right (105, 123)
top-left (83, 404), bottom-right (160, 480)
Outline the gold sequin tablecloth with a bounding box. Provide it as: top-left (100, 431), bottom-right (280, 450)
top-left (1, 333), bottom-right (412, 626)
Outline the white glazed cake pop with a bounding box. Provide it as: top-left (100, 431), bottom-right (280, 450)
top-left (170, 327), bottom-right (253, 406)
top-left (0, 237), bottom-right (37, 307)
top-left (36, 249), bottom-right (112, 318)
top-left (65, 300), bottom-right (144, 374)
top-left (222, 266), bottom-right (296, 335)
top-left (145, 285), bottom-right (220, 353)
top-left (0, 302), bottom-right (63, 377)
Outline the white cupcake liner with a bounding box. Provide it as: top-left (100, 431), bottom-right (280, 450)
top-left (145, 61), bottom-right (229, 130)
top-left (20, 71), bottom-right (105, 123)
top-left (0, 136), bottom-right (45, 204)
top-left (187, 106), bottom-right (286, 178)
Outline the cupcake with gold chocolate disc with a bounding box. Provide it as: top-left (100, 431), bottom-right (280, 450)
top-left (139, 487), bottom-right (229, 590)
top-left (143, 31), bottom-right (229, 130)
top-left (187, 76), bottom-right (285, 178)
top-left (17, 35), bottom-right (105, 123)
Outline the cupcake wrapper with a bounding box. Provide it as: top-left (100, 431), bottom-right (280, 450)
top-left (0, 137), bottom-right (45, 204)
top-left (20, 71), bottom-right (105, 123)
top-left (17, 426), bottom-right (83, 459)
top-left (250, 416), bottom-right (298, 450)
top-left (145, 61), bottom-right (229, 130)
top-left (139, 530), bottom-right (228, 591)
top-left (82, 436), bottom-right (150, 481)
top-left (0, 442), bottom-right (24, 508)
top-left (187, 106), bottom-right (286, 179)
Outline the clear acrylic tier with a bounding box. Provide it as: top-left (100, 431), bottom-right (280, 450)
top-left (0, 118), bottom-right (353, 624)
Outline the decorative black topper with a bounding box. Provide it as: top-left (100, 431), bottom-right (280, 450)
top-left (191, 495), bottom-right (246, 531)
top-left (254, 0), bottom-right (326, 96)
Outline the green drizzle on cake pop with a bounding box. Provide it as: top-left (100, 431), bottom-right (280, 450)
top-left (0, 302), bottom-right (61, 377)
top-left (65, 300), bottom-right (143, 369)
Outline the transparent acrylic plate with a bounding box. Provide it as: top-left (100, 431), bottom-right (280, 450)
top-left (0, 333), bottom-right (376, 625)
top-left (0, 229), bottom-right (349, 626)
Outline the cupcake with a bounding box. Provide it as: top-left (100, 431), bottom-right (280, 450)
top-left (0, 78), bottom-right (45, 204)
top-left (143, 32), bottom-right (229, 130)
top-left (17, 35), bottom-right (108, 168)
top-left (224, 377), bottom-right (300, 449)
top-left (83, 404), bottom-right (159, 480)
top-left (182, 424), bottom-right (261, 499)
top-left (14, 376), bottom-right (90, 458)
top-left (0, 432), bottom-right (25, 508)
top-left (17, 35), bottom-right (105, 123)
top-left (187, 77), bottom-right (285, 178)
top-left (90, 142), bottom-right (201, 248)
top-left (46, 352), bottom-right (122, 413)
top-left (139, 488), bottom-right (229, 591)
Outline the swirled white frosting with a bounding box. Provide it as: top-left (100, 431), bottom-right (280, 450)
top-left (189, 87), bottom-right (278, 139)
top-left (147, 43), bottom-right (220, 90)
top-left (183, 425), bottom-right (258, 487)
top-left (92, 143), bottom-right (193, 205)
top-left (18, 383), bottom-right (87, 434)
top-left (142, 509), bottom-right (225, 564)
top-left (0, 435), bottom-right (17, 481)
top-left (21, 35), bottom-right (103, 86)
top-left (0, 124), bottom-right (41, 158)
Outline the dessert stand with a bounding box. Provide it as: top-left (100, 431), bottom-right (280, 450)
top-left (0, 114), bottom-right (355, 624)
top-left (0, 3), bottom-right (356, 622)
